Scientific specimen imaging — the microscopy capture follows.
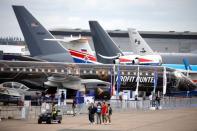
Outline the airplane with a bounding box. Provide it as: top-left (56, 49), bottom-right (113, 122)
top-left (89, 21), bottom-right (162, 65)
top-left (44, 35), bottom-right (99, 64)
top-left (128, 28), bottom-right (197, 71)
top-left (128, 28), bottom-right (197, 84)
top-left (12, 6), bottom-right (74, 63)
top-left (0, 60), bottom-right (196, 98)
top-left (0, 82), bottom-right (41, 105)
top-left (12, 5), bottom-right (98, 64)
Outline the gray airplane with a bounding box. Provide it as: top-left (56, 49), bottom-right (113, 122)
top-left (12, 6), bottom-right (73, 63)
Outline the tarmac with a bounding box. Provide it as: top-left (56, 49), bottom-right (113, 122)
top-left (0, 107), bottom-right (197, 131)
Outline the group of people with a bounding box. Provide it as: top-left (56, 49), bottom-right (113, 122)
top-left (88, 101), bottom-right (112, 125)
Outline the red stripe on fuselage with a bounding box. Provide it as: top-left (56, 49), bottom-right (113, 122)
top-left (69, 49), bottom-right (97, 62)
top-left (139, 58), bottom-right (153, 62)
top-left (192, 80), bottom-right (197, 83)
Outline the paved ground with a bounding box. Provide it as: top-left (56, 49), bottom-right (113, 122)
top-left (0, 107), bottom-right (197, 131)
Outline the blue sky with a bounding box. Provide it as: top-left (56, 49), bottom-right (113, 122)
top-left (0, 0), bottom-right (197, 38)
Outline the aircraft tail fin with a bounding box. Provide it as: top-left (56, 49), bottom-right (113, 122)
top-left (183, 58), bottom-right (192, 70)
top-left (12, 5), bottom-right (73, 62)
top-left (128, 28), bottom-right (154, 55)
top-left (89, 21), bottom-right (123, 64)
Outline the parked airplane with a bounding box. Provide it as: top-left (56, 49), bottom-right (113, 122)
top-left (13, 5), bottom-right (98, 64)
top-left (128, 28), bottom-right (197, 84)
top-left (13, 6), bottom-right (73, 63)
top-left (89, 21), bottom-right (162, 65)
top-left (0, 60), bottom-right (196, 98)
top-left (128, 28), bottom-right (197, 70)
top-left (44, 36), bottom-right (98, 64)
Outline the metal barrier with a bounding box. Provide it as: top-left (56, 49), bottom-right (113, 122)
top-left (0, 97), bottom-right (197, 120)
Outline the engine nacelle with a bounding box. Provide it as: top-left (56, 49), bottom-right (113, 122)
top-left (113, 59), bottom-right (120, 64)
top-left (132, 57), bottom-right (139, 65)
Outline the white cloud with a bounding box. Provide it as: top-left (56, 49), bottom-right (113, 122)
top-left (0, 0), bottom-right (197, 37)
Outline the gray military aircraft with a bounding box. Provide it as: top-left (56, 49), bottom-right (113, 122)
top-left (12, 6), bottom-right (73, 63)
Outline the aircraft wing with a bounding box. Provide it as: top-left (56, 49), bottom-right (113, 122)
top-left (44, 73), bottom-right (110, 91)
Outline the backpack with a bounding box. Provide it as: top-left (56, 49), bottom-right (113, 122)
top-left (97, 106), bottom-right (101, 113)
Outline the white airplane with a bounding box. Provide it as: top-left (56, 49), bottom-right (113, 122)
top-left (89, 21), bottom-right (162, 65)
top-left (44, 35), bottom-right (98, 64)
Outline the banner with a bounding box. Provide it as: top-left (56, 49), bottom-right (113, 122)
top-left (153, 68), bottom-right (158, 94)
top-left (135, 66), bottom-right (140, 96)
top-left (116, 65), bottom-right (121, 96)
top-left (163, 66), bottom-right (167, 95)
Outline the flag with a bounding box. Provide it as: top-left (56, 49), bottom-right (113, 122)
top-left (81, 49), bottom-right (87, 52)
top-left (116, 65), bottom-right (121, 96)
top-left (110, 67), bottom-right (114, 95)
top-left (163, 66), bottom-right (167, 95)
top-left (153, 68), bottom-right (158, 94)
top-left (135, 66), bottom-right (140, 96)
top-left (31, 22), bottom-right (39, 27)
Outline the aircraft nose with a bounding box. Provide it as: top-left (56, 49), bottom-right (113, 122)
top-left (178, 77), bottom-right (197, 91)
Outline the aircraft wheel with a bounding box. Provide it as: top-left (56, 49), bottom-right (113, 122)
top-left (46, 118), bottom-right (51, 124)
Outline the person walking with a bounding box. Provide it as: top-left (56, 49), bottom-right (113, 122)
top-left (107, 103), bottom-right (112, 124)
top-left (96, 102), bottom-right (102, 124)
top-left (155, 95), bottom-right (161, 109)
top-left (72, 99), bottom-right (76, 116)
top-left (60, 91), bottom-right (65, 106)
top-left (88, 103), bottom-right (96, 124)
top-left (101, 101), bottom-right (108, 124)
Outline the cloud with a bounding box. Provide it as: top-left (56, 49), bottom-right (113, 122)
top-left (0, 0), bottom-right (197, 38)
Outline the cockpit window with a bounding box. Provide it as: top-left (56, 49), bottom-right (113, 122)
top-left (174, 71), bottom-right (184, 78)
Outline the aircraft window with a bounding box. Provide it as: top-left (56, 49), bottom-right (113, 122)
top-left (121, 72), bottom-right (124, 75)
top-left (133, 72), bottom-right (136, 75)
top-left (41, 69), bottom-right (45, 72)
top-left (10, 68), bottom-right (13, 71)
top-left (75, 70), bottom-right (79, 74)
top-left (3, 83), bottom-right (11, 88)
top-left (83, 70), bottom-right (87, 74)
top-left (29, 69), bottom-right (32, 72)
top-left (151, 73), bottom-right (154, 76)
top-left (35, 68), bottom-right (38, 72)
top-left (68, 70), bottom-right (71, 74)
top-left (54, 69), bottom-right (58, 73)
top-left (96, 71), bottom-right (99, 74)
top-left (21, 86), bottom-right (28, 90)
top-left (102, 71), bottom-right (105, 75)
top-left (13, 85), bottom-right (20, 89)
top-left (89, 70), bottom-right (93, 74)
top-left (17, 68), bottom-right (20, 72)
top-left (61, 69), bottom-right (64, 73)
top-left (108, 71), bottom-right (111, 75)
top-left (140, 72), bottom-right (142, 75)
top-left (23, 68), bottom-right (26, 72)
top-left (0, 68), bottom-right (4, 71)
top-left (146, 72), bottom-right (149, 76)
top-left (127, 72), bottom-right (130, 75)
top-left (48, 69), bottom-right (51, 73)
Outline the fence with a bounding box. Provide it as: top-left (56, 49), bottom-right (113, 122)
top-left (0, 97), bottom-right (197, 120)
